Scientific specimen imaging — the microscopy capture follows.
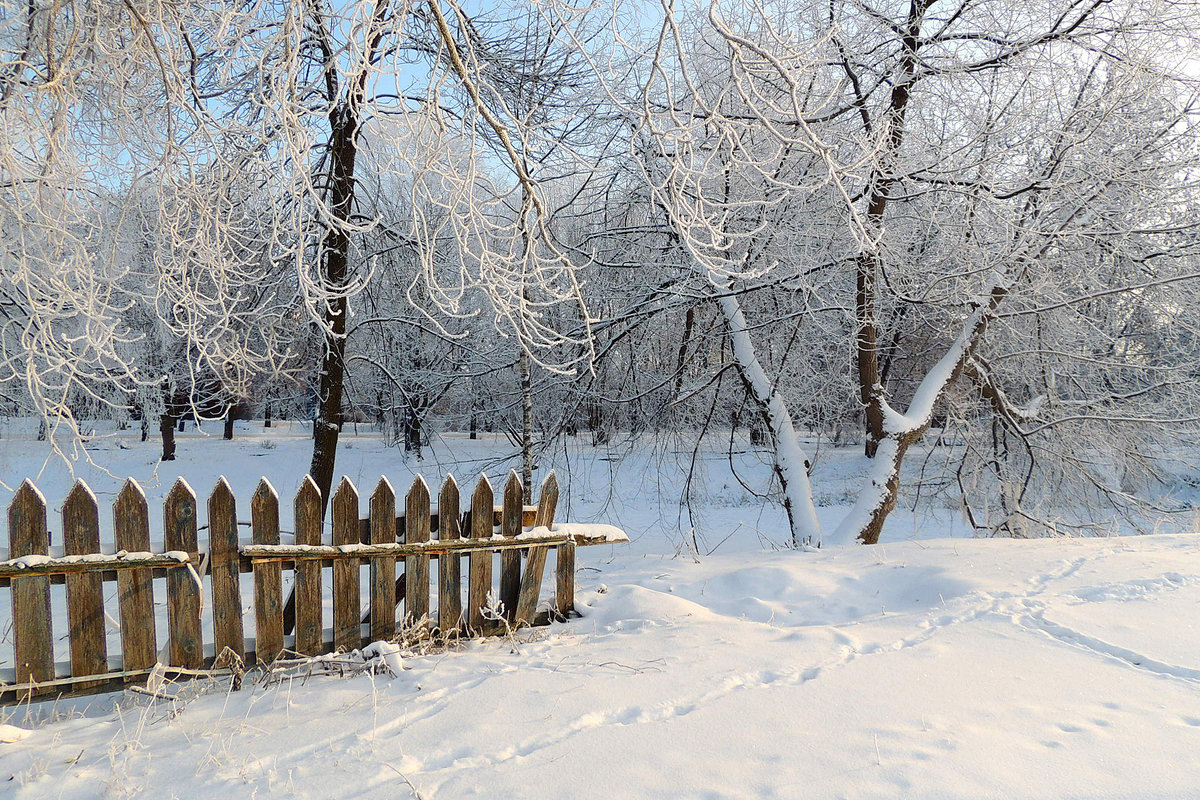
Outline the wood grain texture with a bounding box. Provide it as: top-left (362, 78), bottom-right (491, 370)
top-left (62, 481), bottom-right (107, 685)
top-left (208, 478), bottom-right (245, 661)
top-left (500, 471), bottom-right (523, 622)
top-left (10, 480), bottom-right (52, 695)
top-left (115, 480), bottom-right (156, 676)
top-left (555, 540), bottom-right (576, 619)
top-left (251, 479), bottom-right (284, 664)
top-left (467, 475), bottom-right (493, 633)
top-left (437, 475), bottom-right (462, 634)
top-left (516, 472), bottom-right (560, 625)
top-left (164, 479), bottom-right (202, 669)
top-left (369, 478), bottom-right (396, 643)
top-left (332, 478), bottom-right (361, 651)
top-left (293, 477), bottom-right (324, 655)
top-left (404, 476), bottom-right (431, 630)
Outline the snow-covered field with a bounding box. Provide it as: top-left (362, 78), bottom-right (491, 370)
top-left (0, 424), bottom-right (1199, 798)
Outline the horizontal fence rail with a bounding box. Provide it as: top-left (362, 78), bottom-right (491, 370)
top-left (0, 470), bottom-right (624, 703)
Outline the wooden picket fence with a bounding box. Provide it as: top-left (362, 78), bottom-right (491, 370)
top-left (0, 470), bottom-right (614, 702)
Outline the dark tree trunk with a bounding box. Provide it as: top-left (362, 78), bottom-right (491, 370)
top-left (856, 2), bottom-right (927, 458)
top-left (264, 402), bottom-right (272, 428)
top-left (223, 407), bottom-right (235, 440)
top-left (309, 107), bottom-right (361, 508)
top-left (160, 414), bottom-right (177, 461)
top-left (403, 403), bottom-right (422, 458)
top-left (307, 0), bottom-right (389, 511)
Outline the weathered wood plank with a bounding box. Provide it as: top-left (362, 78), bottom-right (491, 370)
top-left (516, 472), bottom-right (559, 625)
top-left (437, 475), bottom-right (462, 634)
top-left (115, 480), bottom-right (156, 677)
top-left (62, 481), bottom-right (107, 687)
top-left (164, 479), bottom-right (202, 669)
top-left (467, 475), bottom-right (493, 633)
top-left (209, 478), bottom-right (244, 661)
top-left (242, 533), bottom-right (581, 561)
top-left (293, 476), bottom-right (324, 656)
top-left (500, 471), bottom-right (523, 622)
top-left (404, 477), bottom-right (431, 631)
top-left (0, 554), bottom-right (190, 577)
top-left (369, 477), bottom-right (396, 643)
top-left (251, 479), bottom-right (284, 664)
top-left (332, 478), bottom-right (360, 651)
top-left (555, 539), bottom-right (576, 619)
top-left (10, 480), bottom-right (52, 695)
top-left (514, 546), bottom-right (548, 626)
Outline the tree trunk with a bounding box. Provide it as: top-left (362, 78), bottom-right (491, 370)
top-left (520, 348), bottom-right (534, 496)
top-left (160, 414), bottom-right (177, 461)
top-left (856, 3), bottom-right (927, 458)
top-left (716, 292), bottom-right (822, 547)
top-left (306, 0), bottom-right (387, 512)
top-left (307, 99), bottom-right (356, 508)
top-left (264, 402), bottom-right (272, 429)
top-left (223, 407), bottom-right (235, 440)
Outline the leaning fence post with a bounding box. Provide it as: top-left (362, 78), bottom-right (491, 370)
top-left (467, 474), bottom-right (494, 633)
top-left (516, 471), bottom-right (558, 625)
top-left (10, 480), bottom-right (52, 696)
top-left (332, 477), bottom-right (361, 651)
top-left (164, 478), bottom-right (202, 669)
top-left (115, 479), bottom-right (156, 678)
top-left (63, 480), bottom-right (108, 687)
top-left (437, 475), bottom-right (462, 634)
top-left (500, 471), bottom-right (523, 621)
top-left (252, 479), bottom-right (284, 664)
top-left (209, 477), bottom-right (245, 662)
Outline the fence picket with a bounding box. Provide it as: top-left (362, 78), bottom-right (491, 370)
top-left (115, 480), bottom-right (156, 676)
top-left (369, 478), bottom-right (396, 642)
top-left (500, 471), bottom-right (523, 621)
top-left (467, 475), bottom-right (494, 632)
top-left (516, 472), bottom-right (559, 625)
top-left (10, 480), bottom-right (52, 696)
top-left (405, 477), bottom-right (431, 630)
top-left (164, 479), bottom-right (202, 668)
top-left (209, 478), bottom-right (244, 662)
top-left (63, 481), bottom-right (107, 687)
top-left (252, 479), bottom-right (284, 664)
top-left (437, 475), bottom-right (462, 634)
top-left (332, 478), bottom-right (360, 651)
top-left (293, 477), bottom-right (324, 655)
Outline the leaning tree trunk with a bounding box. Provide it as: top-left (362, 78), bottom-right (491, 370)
top-left (716, 292), bottom-right (822, 547)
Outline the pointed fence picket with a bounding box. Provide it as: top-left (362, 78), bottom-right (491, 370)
top-left (0, 470), bottom-right (621, 702)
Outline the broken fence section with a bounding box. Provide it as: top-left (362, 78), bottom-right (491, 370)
top-left (0, 470), bottom-right (627, 702)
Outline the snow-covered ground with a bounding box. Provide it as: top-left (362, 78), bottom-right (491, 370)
top-left (0, 425), bottom-right (1198, 798)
